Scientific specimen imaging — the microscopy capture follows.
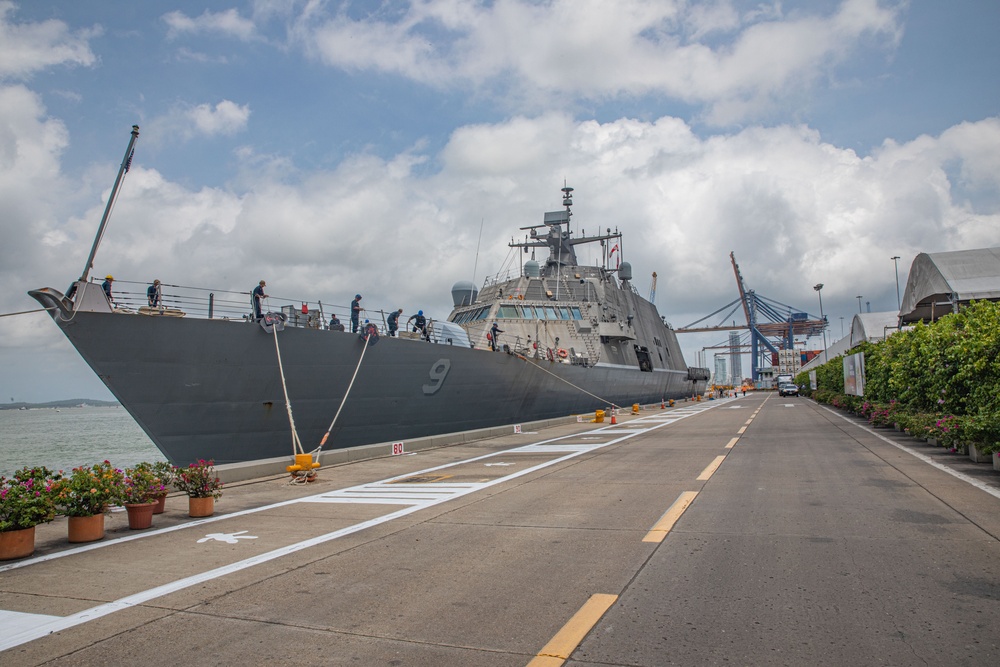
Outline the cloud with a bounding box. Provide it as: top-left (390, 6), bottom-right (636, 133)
top-left (26, 111), bottom-right (998, 323)
top-left (0, 1), bottom-right (99, 79)
top-left (3, 87), bottom-right (998, 397)
top-left (294, 0), bottom-right (905, 124)
top-left (162, 8), bottom-right (257, 41)
top-left (144, 100), bottom-right (251, 144)
top-left (189, 100), bottom-right (251, 136)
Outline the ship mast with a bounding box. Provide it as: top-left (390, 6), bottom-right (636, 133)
top-left (78, 125), bottom-right (140, 283)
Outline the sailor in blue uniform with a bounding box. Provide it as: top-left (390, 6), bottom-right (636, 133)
top-left (147, 279), bottom-right (161, 307)
top-left (387, 308), bottom-right (403, 336)
top-left (102, 275), bottom-right (114, 305)
top-left (489, 321), bottom-right (503, 351)
top-left (351, 294), bottom-right (362, 333)
top-left (252, 280), bottom-right (268, 320)
top-left (407, 310), bottom-right (427, 337)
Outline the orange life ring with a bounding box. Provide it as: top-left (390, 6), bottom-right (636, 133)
top-left (517, 294), bottom-right (523, 300)
top-left (546, 348), bottom-right (554, 362)
top-left (557, 348), bottom-right (568, 359)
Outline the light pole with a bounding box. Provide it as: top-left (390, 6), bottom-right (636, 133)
top-left (814, 284), bottom-right (827, 363)
top-left (856, 295), bottom-right (863, 313)
top-left (839, 316), bottom-right (844, 337)
top-left (891, 256), bottom-right (901, 310)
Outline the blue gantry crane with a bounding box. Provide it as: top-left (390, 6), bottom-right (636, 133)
top-left (676, 252), bottom-right (827, 381)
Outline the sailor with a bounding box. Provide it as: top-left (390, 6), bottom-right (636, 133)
top-left (361, 319), bottom-right (378, 340)
top-left (252, 280), bottom-right (268, 320)
top-left (147, 279), bottom-right (162, 308)
top-left (102, 275), bottom-right (115, 305)
top-left (387, 308), bottom-right (403, 337)
top-left (489, 322), bottom-right (503, 351)
top-left (406, 310), bottom-right (427, 337)
top-left (350, 294), bottom-right (362, 333)
top-left (329, 314), bottom-right (344, 331)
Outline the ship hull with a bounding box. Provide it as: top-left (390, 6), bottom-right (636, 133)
top-left (47, 310), bottom-right (699, 466)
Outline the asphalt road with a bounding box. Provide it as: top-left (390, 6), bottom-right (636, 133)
top-left (2, 395), bottom-right (998, 666)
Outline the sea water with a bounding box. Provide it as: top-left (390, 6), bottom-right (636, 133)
top-left (0, 406), bottom-right (165, 477)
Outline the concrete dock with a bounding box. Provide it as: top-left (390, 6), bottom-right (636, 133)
top-left (2, 395), bottom-right (999, 666)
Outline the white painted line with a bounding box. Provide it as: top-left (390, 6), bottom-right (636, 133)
top-left (0, 610), bottom-right (61, 635)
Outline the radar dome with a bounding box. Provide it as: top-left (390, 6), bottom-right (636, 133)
top-left (523, 260), bottom-right (540, 278)
top-left (618, 261), bottom-right (633, 281)
top-left (451, 281), bottom-right (478, 307)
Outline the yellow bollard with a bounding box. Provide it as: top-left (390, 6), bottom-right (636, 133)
top-left (632, 403), bottom-right (640, 414)
top-left (593, 409), bottom-right (605, 423)
top-left (287, 453), bottom-right (320, 474)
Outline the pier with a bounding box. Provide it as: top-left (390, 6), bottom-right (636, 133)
top-left (2, 396), bottom-right (999, 665)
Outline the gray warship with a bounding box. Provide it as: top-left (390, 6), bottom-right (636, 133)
top-left (29, 131), bottom-right (707, 466)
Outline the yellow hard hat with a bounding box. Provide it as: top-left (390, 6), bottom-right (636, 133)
top-left (105, 275), bottom-right (114, 280)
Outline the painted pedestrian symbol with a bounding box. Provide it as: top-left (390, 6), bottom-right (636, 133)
top-left (198, 530), bottom-right (259, 544)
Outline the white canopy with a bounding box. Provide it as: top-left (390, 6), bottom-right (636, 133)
top-left (899, 247), bottom-right (1000, 324)
top-left (850, 311), bottom-right (900, 347)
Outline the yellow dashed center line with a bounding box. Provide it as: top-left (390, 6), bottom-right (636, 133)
top-left (724, 437), bottom-right (739, 449)
top-left (643, 491), bottom-right (699, 543)
top-left (527, 594), bottom-right (619, 666)
top-left (697, 455), bottom-right (727, 481)
top-left (737, 425), bottom-right (747, 434)
top-left (744, 418), bottom-right (753, 425)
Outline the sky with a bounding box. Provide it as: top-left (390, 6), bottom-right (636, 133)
top-left (0, 0), bottom-right (998, 402)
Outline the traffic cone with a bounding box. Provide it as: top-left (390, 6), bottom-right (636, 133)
top-left (660, 399), bottom-right (665, 409)
top-left (610, 411), bottom-right (617, 425)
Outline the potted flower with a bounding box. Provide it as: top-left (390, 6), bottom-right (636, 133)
top-left (0, 466), bottom-right (59, 560)
top-left (132, 462), bottom-right (175, 514)
top-left (53, 462), bottom-right (124, 543)
top-left (173, 459), bottom-right (223, 517)
top-left (121, 464), bottom-right (167, 530)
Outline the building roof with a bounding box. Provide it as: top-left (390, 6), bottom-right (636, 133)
top-left (799, 333), bottom-right (852, 373)
top-left (899, 247), bottom-right (1000, 324)
top-left (850, 311), bottom-right (900, 347)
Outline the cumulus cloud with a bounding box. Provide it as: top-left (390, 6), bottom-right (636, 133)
top-left (0, 1), bottom-right (99, 79)
top-left (144, 100), bottom-right (251, 144)
top-left (294, 0), bottom-right (904, 123)
top-left (162, 8), bottom-right (257, 41)
top-left (3, 93), bottom-right (999, 397)
top-left (25, 111), bottom-right (998, 324)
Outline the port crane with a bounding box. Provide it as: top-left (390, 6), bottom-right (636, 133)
top-left (676, 252), bottom-right (827, 381)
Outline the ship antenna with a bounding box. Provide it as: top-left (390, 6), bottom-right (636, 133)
top-left (470, 217), bottom-right (485, 305)
top-left (79, 125), bottom-right (140, 283)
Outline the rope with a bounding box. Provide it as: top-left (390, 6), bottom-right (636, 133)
top-left (312, 332), bottom-right (373, 456)
top-left (510, 351), bottom-right (620, 410)
top-left (0, 306), bottom-right (57, 318)
top-left (271, 322), bottom-right (305, 456)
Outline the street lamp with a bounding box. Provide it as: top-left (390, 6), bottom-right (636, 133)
top-left (856, 295), bottom-right (863, 313)
top-left (814, 284), bottom-right (827, 363)
top-left (891, 256), bottom-right (901, 310)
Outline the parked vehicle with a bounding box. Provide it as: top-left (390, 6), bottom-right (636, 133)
top-left (778, 382), bottom-right (799, 397)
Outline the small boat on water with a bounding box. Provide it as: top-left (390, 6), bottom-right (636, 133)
top-left (29, 128), bottom-right (708, 467)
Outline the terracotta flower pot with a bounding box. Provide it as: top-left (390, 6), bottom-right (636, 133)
top-left (0, 526), bottom-right (36, 561)
top-left (151, 493), bottom-right (168, 515)
top-left (68, 514), bottom-right (105, 543)
top-left (188, 496), bottom-right (214, 518)
top-left (124, 502), bottom-right (156, 530)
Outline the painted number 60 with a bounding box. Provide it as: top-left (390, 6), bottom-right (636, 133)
top-left (422, 359), bottom-right (451, 395)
